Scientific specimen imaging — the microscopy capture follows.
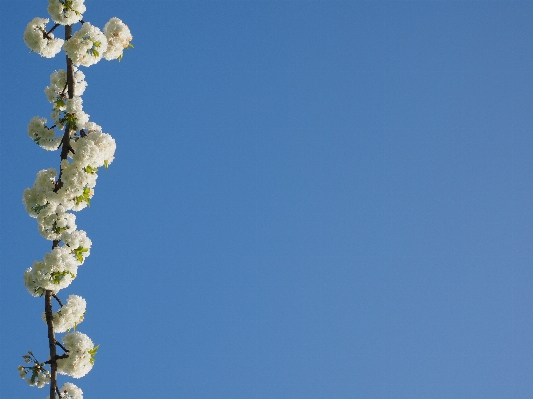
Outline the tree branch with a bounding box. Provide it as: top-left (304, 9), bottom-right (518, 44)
top-left (47, 23), bottom-right (60, 37)
top-left (52, 294), bottom-right (64, 307)
top-left (48, 23), bottom-right (75, 399)
top-left (44, 353), bottom-right (69, 365)
top-left (45, 290), bottom-right (58, 399)
top-left (55, 340), bottom-right (69, 353)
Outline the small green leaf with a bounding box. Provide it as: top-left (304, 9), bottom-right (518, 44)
top-left (50, 270), bottom-right (75, 284)
top-left (31, 204), bottom-right (48, 214)
top-left (84, 165), bottom-right (98, 174)
top-left (88, 344), bottom-right (99, 365)
top-left (104, 160), bottom-right (109, 170)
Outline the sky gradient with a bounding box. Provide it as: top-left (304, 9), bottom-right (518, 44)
top-left (2, 1), bottom-right (533, 398)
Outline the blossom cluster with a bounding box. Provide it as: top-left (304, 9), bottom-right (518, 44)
top-left (47, 382), bottom-right (84, 399)
top-left (18, 359), bottom-right (51, 388)
top-left (24, 1), bottom-right (132, 63)
top-left (23, 17), bottom-right (64, 58)
top-left (20, 1), bottom-right (132, 395)
top-left (57, 332), bottom-right (98, 378)
top-left (42, 294), bottom-right (87, 333)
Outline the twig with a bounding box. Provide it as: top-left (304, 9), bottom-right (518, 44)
top-left (55, 340), bottom-right (69, 353)
top-left (47, 23), bottom-right (60, 36)
top-left (52, 294), bottom-right (64, 307)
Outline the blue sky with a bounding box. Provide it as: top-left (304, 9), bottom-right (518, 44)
top-left (2, 1), bottom-right (533, 398)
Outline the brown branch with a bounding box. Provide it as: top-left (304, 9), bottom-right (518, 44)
top-left (44, 353), bottom-right (69, 365)
top-left (47, 23), bottom-right (60, 37)
top-left (52, 294), bottom-right (64, 307)
top-left (48, 23), bottom-right (75, 399)
top-left (45, 290), bottom-right (58, 399)
top-left (55, 340), bottom-right (69, 353)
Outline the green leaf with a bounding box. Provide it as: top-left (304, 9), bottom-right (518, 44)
top-left (84, 165), bottom-right (98, 174)
top-left (30, 369), bottom-right (38, 384)
top-left (104, 160), bottom-right (109, 170)
top-left (31, 203), bottom-right (49, 214)
top-left (73, 246), bottom-right (89, 262)
top-left (50, 270), bottom-right (75, 284)
top-left (88, 344), bottom-right (99, 365)
top-left (75, 187), bottom-right (92, 207)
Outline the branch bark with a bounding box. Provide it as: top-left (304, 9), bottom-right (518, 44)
top-left (47, 23), bottom-right (75, 399)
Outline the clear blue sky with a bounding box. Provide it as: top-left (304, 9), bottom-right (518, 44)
top-left (2, 1), bottom-right (533, 398)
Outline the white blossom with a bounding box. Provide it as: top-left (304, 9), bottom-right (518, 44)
top-left (64, 23), bottom-right (107, 67)
top-left (23, 17), bottom-right (64, 58)
top-left (103, 17), bottom-right (133, 61)
top-left (24, 367), bottom-right (50, 388)
top-left (57, 332), bottom-right (97, 378)
top-left (45, 68), bottom-right (87, 103)
top-left (71, 126), bottom-right (116, 168)
top-left (49, 95), bottom-right (90, 131)
top-left (56, 160), bottom-right (97, 211)
top-left (27, 116), bottom-right (61, 151)
top-left (47, 382), bottom-right (84, 399)
top-left (23, 246), bottom-right (79, 295)
top-left (48, 0), bottom-right (85, 25)
top-left (22, 168), bottom-right (58, 218)
top-left (62, 230), bottom-right (92, 263)
top-left (42, 294), bottom-right (86, 332)
top-left (37, 205), bottom-right (76, 240)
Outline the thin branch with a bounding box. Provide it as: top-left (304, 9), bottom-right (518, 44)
top-left (44, 353), bottom-right (69, 365)
top-left (47, 23), bottom-right (60, 36)
top-left (55, 340), bottom-right (69, 353)
top-left (52, 294), bottom-right (64, 307)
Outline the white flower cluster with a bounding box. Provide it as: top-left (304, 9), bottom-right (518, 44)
top-left (27, 116), bottom-right (61, 151)
top-left (23, 17), bottom-right (63, 58)
top-left (23, 126), bottom-right (115, 219)
top-left (57, 332), bottom-right (97, 378)
top-left (24, 246), bottom-right (78, 296)
top-left (47, 382), bottom-right (84, 399)
top-left (18, 364), bottom-right (51, 388)
top-left (45, 68), bottom-right (87, 104)
top-left (48, 0), bottom-right (86, 25)
top-left (103, 17), bottom-right (133, 61)
top-left (64, 23), bottom-right (108, 67)
top-left (48, 95), bottom-right (90, 131)
top-left (24, 4), bottom-right (132, 65)
top-left (24, 230), bottom-right (91, 296)
top-left (42, 294), bottom-right (86, 332)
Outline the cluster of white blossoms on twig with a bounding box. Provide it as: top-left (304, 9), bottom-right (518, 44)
top-left (19, 1), bottom-right (132, 398)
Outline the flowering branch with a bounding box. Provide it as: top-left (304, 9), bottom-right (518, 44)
top-left (20, 2), bottom-right (133, 398)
